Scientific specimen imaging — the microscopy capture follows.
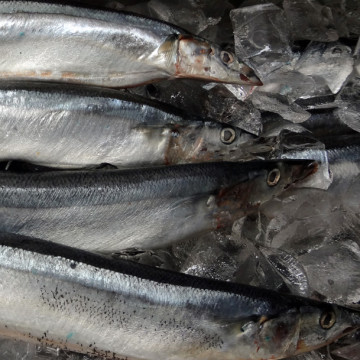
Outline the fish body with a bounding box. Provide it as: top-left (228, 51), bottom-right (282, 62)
top-left (0, 1), bottom-right (261, 87)
top-left (0, 82), bottom-right (259, 169)
top-left (0, 233), bottom-right (358, 360)
top-left (0, 160), bottom-right (316, 251)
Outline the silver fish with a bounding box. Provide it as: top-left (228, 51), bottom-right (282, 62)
top-left (0, 233), bottom-right (358, 360)
top-left (0, 82), bottom-right (260, 169)
top-left (0, 1), bottom-right (262, 87)
top-left (0, 160), bottom-right (316, 252)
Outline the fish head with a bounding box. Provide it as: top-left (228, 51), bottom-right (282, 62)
top-left (293, 303), bottom-right (360, 355)
top-left (226, 302), bottom-right (360, 359)
top-left (174, 35), bottom-right (262, 86)
top-left (218, 160), bottom-right (318, 209)
top-left (215, 160), bottom-right (318, 226)
top-left (250, 159), bottom-right (318, 199)
top-left (166, 123), bottom-right (262, 164)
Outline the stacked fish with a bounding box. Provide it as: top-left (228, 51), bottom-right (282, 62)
top-left (0, 2), bottom-right (358, 360)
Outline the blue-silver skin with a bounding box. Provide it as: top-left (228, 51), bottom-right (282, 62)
top-left (0, 233), bottom-right (358, 360)
top-left (0, 160), bottom-right (316, 252)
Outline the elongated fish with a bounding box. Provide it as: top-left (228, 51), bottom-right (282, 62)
top-left (0, 82), bottom-right (263, 169)
top-left (0, 233), bottom-right (358, 360)
top-left (0, 1), bottom-right (261, 87)
top-left (0, 160), bottom-right (316, 251)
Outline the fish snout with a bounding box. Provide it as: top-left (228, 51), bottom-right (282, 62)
top-left (289, 160), bottom-right (318, 185)
top-left (239, 64), bottom-right (263, 86)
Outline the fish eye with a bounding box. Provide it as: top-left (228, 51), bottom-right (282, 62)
top-left (267, 168), bottom-right (281, 186)
top-left (320, 311), bottom-right (336, 329)
top-left (220, 51), bottom-right (234, 65)
top-left (220, 128), bottom-right (236, 144)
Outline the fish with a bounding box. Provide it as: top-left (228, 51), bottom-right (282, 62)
top-left (0, 160), bottom-right (316, 252)
top-left (0, 233), bottom-right (358, 360)
top-left (0, 82), bottom-right (262, 169)
top-left (0, 1), bottom-right (262, 87)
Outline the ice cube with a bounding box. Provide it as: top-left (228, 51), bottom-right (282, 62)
top-left (259, 246), bottom-right (310, 297)
top-left (283, 0), bottom-right (339, 42)
top-left (178, 231), bottom-right (286, 290)
top-left (258, 70), bottom-right (316, 102)
top-left (250, 92), bottom-right (311, 123)
top-left (298, 239), bottom-right (360, 304)
top-left (334, 76), bottom-right (360, 133)
top-left (295, 42), bottom-right (354, 94)
top-left (147, 0), bottom-right (230, 35)
top-left (230, 3), bottom-right (293, 78)
top-left (335, 103), bottom-right (360, 133)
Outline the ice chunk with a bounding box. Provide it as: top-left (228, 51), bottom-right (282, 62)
top-left (248, 187), bottom-right (344, 250)
top-left (250, 162), bottom-right (360, 250)
top-left (258, 70), bottom-right (316, 102)
top-left (260, 114), bottom-right (309, 137)
top-left (206, 89), bottom-right (262, 135)
top-left (259, 246), bottom-right (310, 297)
top-left (230, 3), bottom-right (293, 78)
top-left (298, 239), bottom-right (360, 304)
top-left (295, 76), bottom-right (336, 110)
top-left (177, 231), bottom-right (286, 290)
top-left (335, 103), bottom-right (360, 133)
top-left (133, 80), bottom-right (263, 135)
top-left (147, 0), bottom-right (230, 35)
top-left (283, 0), bottom-right (339, 42)
top-left (250, 92), bottom-right (311, 123)
top-left (334, 76), bottom-right (360, 133)
top-left (221, 84), bottom-right (255, 102)
top-left (295, 42), bottom-right (354, 94)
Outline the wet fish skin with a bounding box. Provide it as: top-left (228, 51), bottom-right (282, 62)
top-left (0, 233), bottom-right (358, 360)
top-left (0, 1), bottom-right (261, 87)
top-left (0, 160), bottom-right (316, 251)
top-left (0, 82), bottom-right (261, 169)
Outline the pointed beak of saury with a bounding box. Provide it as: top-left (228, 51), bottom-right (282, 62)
top-left (239, 64), bottom-right (263, 86)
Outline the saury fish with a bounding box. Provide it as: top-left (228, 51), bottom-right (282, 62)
top-left (0, 1), bottom-right (262, 87)
top-left (0, 233), bottom-right (358, 360)
top-left (0, 160), bottom-right (316, 251)
top-left (0, 82), bottom-right (261, 169)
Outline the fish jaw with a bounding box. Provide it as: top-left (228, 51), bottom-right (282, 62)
top-left (214, 160), bottom-right (318, 227)
top-left (287, 160), bottom-right (319, 187)
top-left (174, 35), bottom-right (262, 86)
top-left (293, 304), bottom-right (360, 356)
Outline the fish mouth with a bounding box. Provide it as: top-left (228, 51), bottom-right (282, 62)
top-left (240, 65), bottom-right (263, 86)
top-left (283, 160), bottom-right (318, 189)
